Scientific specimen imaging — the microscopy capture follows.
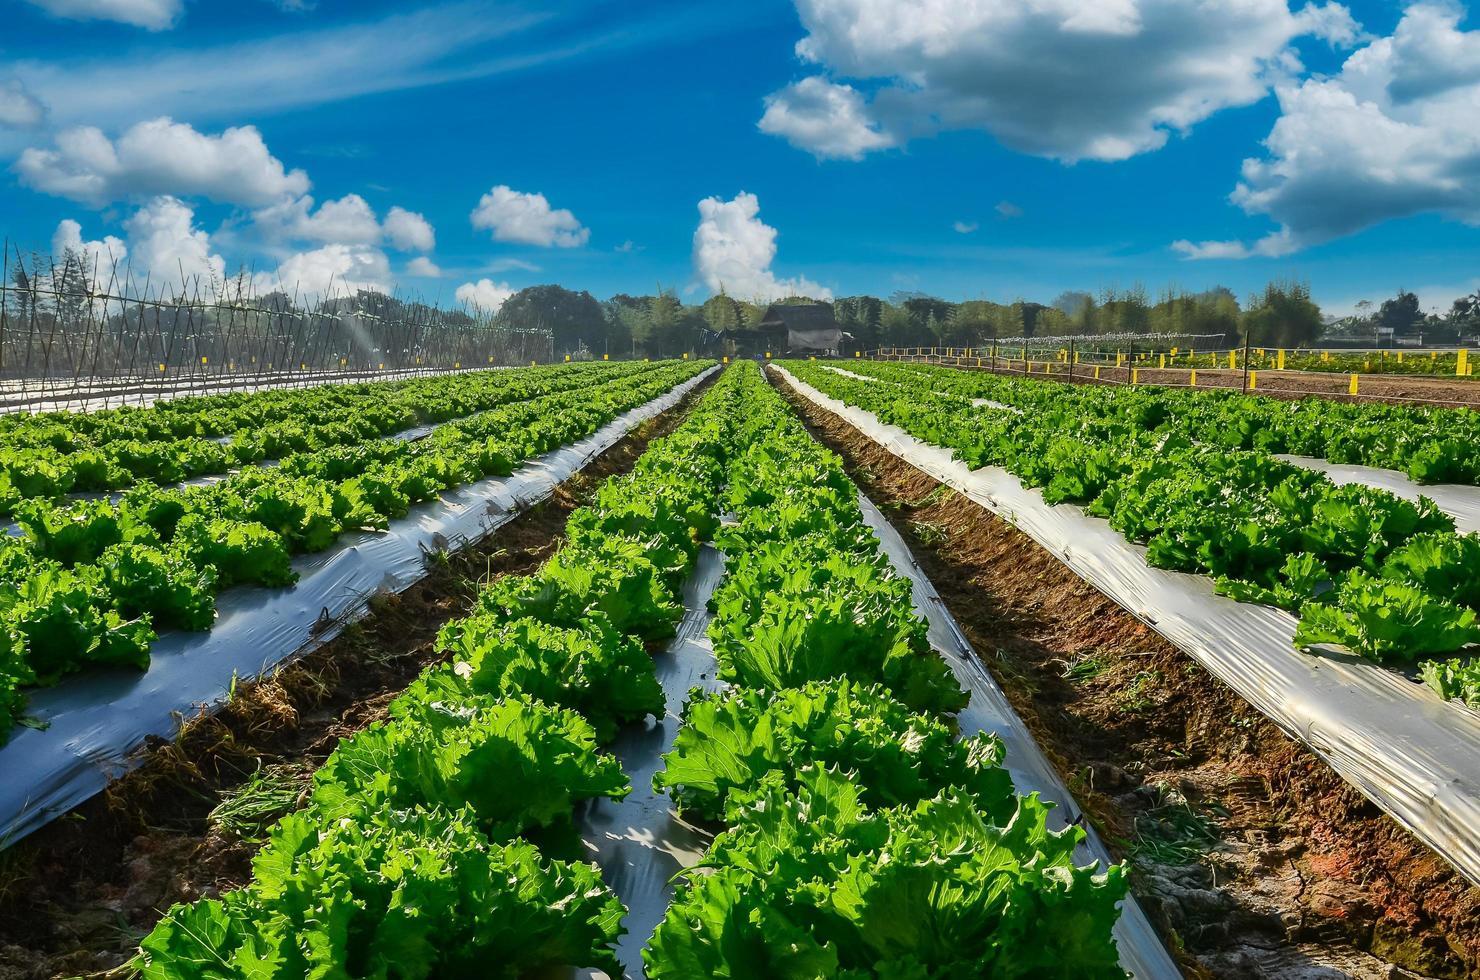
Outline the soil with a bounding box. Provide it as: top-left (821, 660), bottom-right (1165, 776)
top-left (883, 356), bottom-right (1480, 409)
top-left (0, 375), bottom-right (714, 980)
top-left (776, 375), bottom-right (1480, 980)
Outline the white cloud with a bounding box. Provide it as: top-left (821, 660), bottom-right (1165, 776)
top-left (383, 206), bottom-right (435, 252)
top-left (996, 201), bottom-right (1024, 219)
top-left (1171, 231), bottom-right (1297, 260)
top-left (952, 220), bottom-right (979, 234)
top-left (406, 256), bottom-right (442, 278)
top-left (455, 278), bottom-right (515, 314)
top-left (252, 196), bottom-right (436, 256)
top-left (254, 243), bottom-right (391, 298)
top-left (1176, 3), bottom-right (1480, 257)
top-left (0, 5), bottom-right (726, 150)
top-left (692, 191), bottom-right (831, 302)
top-left (51, 219), bottom-right (127, 291)
top-left (470, 185), bottom-right (589, 248)
top-left (0, 80), bottom-right (46, 129)
top-left (765, 0), bottom-right (1363, 162)
top-left (15, 117), bottom-right (309, 207)
top-left (253, 194), bottom-right (381, 246)
top-left (759, 77), bottom-right (896, 160)
top-left (122, 197), bottom-right (226, 293)
top-left (22, 0), bottom-right (181, 30)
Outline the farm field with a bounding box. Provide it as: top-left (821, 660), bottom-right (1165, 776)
top-left (0, 361), bottom-right (1169, 978)
top-left (2, 360), bottom-right (1477, 980)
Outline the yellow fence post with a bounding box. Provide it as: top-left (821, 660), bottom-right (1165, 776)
top-left (1094, 365), bottom-right (1101, 380)
top-left (1398, 351), bottom-right (1404, 364)
top-left (1116, 352), bottom-right (1124, 367)
top-left (1227, 350), bottom-right (1236, 369)
top-left (1277, 349), bottom-right (1286, 370)
top-left (1459, 349), bottom-right (1470, 377)
top-left (1131, 368), bottom-right (1139, 385)
top-left (1189, 369), bottom-right (1197, 387)
top-left (1249, 371), bottom-right (1257, 390)
top-left (1349, 373), bottom-right (1359, 395)
top-left (1159, 354), bottom-right (1166, 369)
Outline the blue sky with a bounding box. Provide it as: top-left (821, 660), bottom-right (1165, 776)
top-left (2, 0), bottom-right (1478, 316)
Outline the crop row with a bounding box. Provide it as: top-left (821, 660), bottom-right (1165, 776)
top-left (0, 361), bottom-right (707, 743)
top-left (860, 358), bottom-right (1480, 485)
top-left (784, 360), bottom-right (1480, 709)
top-left (0, 362), bottom-right (651, 514)
top-left (133, 362), bottom-right (1130, 977)
top-left (646, 363), bottom-right (1128, 977)
top-left (134, 357), bottom-right (738, 976)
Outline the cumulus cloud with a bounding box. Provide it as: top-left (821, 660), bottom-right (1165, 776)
top-left (1175, 3), bottom-right (1480, 258)
top-left (759, 77), bottom-right (896, 160)
top-left (123, 197), bottom-right (226, 292)
top-left (996, 201), bottom-right (1024, 219)
top-left (22, 0), bottom-right (181, 30)
top-left (15, 117), bottom-right (309, 208)
top-left (470, 185), bottom-right (588, 247)
top-left (764, 0), bottom-right (1363, 163)
top-left (952, 220), bottom-right (978, 234)
top-left (406, 256), bottom-right (442, 277)
top-left (254, 243), bottom-right (391, 298)
top-left (0, 80), bottom-right (47, 129)
top-left (252, 195), bottom-right (437, 258)
top-left (384, 206), bottom-right (435, 252)
top-left (692, 192), bottom-right (831, 302)
top-left (253, 194), bottom-right (381, 246)
top-left (455, 278), bottom-right (516, 314)
top-left (52, 219), bottom-right (127, 291)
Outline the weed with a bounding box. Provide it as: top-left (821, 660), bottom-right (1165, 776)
top-left (1061, 651), bottom-right (1110, 682)
top-left (209, 763), bottom-right (307, 843)
top-left (910, 519), bottom-right (949, 548)
top-left (1119, 669), bottom-right (1162, 712)
top-left (1118, 782), bottom-right (1224, 867)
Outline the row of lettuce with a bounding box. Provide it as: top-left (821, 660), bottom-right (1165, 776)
top-left (0, 361), bottom-right (707, 745)
top-left (0, 363), bottom-right (645, 515)
top-left (646, 363), bottom-right (1127, 977)
top-left (135, 362), bottom-right (1131, 979)
top-left (783, 360), bottom-right (1480, 709)
top-left (873, 358), bottom-right (1480, 485)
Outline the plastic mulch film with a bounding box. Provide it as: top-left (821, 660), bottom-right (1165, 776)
top-left (828, 364), bottom-right (1480, 529)
top-left (573, 544), bottom-right (727, 980)
top-left (0, 366), bottom-right (718, 848)
top-left (774, 365), bottom-right (1480, 889)
top-left (573, 529), bottom-right (1175, 978)
top-left (859, 493), bottom-right (1180, 980)
top-left (1273, 455), bottom-right (1480, 534)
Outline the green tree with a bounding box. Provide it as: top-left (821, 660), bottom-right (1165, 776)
top-left (1376, 290), bottom-right (1424, 339)
top-left (701, 292), bottom-right (743, 334)
top-left (495, 285), bottom-right (606, 354)
top-left (1240, 280), bottom-right (1323, 347)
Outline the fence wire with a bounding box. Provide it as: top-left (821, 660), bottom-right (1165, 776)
top-left (0, 245), bottom-right (554, 413)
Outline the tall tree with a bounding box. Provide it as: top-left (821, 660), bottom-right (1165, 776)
top-left (1241, 280), bottom-right (1323, 347)
top-left (701, 292), bottom-right (742, 334)
top-left (1376, 290), bottom-right (1425, 338)
top-left (494, 284), bottom-right (607, 354)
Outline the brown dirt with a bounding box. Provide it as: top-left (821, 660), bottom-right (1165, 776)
top-left (778, 377), bottom-right (1480, 980)
top-left (884, 356), bottom-right (1480, 408)
top-left (0, 376), bottom-right (714, 980)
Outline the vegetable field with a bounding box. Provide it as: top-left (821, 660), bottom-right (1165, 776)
top-left (6, 357), bottom-right (1479, 978)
